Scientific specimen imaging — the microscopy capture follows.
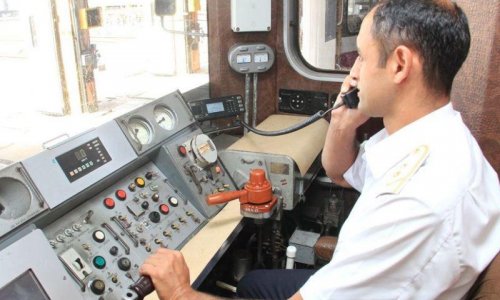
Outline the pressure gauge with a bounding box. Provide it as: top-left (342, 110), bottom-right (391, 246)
top-left (127, 118), bottom-right (153, 145)
top-left (154, 106), bottom-right (176, 130)
top-left (191, 134), bottom-right (218, 169)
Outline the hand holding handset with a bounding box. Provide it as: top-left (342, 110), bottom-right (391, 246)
top-left (341, 88), bottom-right (360, 109)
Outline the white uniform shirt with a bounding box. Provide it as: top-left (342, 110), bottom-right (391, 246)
top-left (300, 103), bottom-right (500, 300)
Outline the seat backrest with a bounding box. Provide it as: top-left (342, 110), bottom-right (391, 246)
top-left (466, 252), bottom-right (500, 300)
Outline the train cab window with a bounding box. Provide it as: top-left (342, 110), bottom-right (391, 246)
top-left (287, 0), bottom-right (377, 79)
top-left (0, 0), bottom-right (208, 164)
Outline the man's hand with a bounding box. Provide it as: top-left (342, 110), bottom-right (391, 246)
top-left (331, 74), bottom-right (369, 130)
top-left (140, 248), bottom-right (193, 300)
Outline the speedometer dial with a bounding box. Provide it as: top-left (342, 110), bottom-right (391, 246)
top-left (154, 106), bottom-right (176, 130)
top-left (127, 118), bottom-right (153, 145)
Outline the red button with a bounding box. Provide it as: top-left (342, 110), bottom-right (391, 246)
top-left (115, 189), bottom-right (126, 200)
top-left (104, 198), bottom-right (115, 209)
top-left (215, 165), bottom-right (222, 174)
top-left (178, 145), bottom-right (187, 156)
top-left (159, 204), bottom-right (169, 215)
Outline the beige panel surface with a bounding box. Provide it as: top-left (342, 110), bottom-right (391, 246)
top-left (228, 114), bottom-right (329, 175)
top-left (145, 201), bottom-right (242, 300)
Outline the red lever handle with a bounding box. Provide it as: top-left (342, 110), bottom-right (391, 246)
top-left (206, 190), bottom-right (247, 205)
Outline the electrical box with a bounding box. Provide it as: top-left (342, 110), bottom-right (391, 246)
top-left (279, 89), bottom-right (330, 115)
top-left (228, 43), bottom-right (275, 73)
top-left (231, 0), bottom-right (271, 32)
top-left (289, 229), bottom-right (320, 265)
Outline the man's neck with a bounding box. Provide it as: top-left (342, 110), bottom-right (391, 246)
top-left (383, 87), bottom-right (449, 135)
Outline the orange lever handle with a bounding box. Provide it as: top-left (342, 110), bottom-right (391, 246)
top-left (206, 190), bottom-right (247, 205)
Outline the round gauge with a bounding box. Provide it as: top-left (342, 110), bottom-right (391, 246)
top-left (154, 106), bottom-right (176, 130)
top-left (127, 118), bottom-right (153, 145)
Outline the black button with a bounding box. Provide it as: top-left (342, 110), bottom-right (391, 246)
top-left (117, 257), bottom-right (131, 271)
top-left (109, 246), bottom-right (118, 256)
top-left (141, 201), bottom-right (149, 210)
top-left (149, 211), bottom-right (161, 223)
top-left (90, 279), bottom-right (106, 295)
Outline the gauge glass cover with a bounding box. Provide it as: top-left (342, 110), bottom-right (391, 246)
top-left (128, 118), bottom-right (153, 145)
top-left (154, 106), bottom-right (176, 130)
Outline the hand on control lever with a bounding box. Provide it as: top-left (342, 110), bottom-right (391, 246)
top-left (139, 248), bottom-right (194, 300)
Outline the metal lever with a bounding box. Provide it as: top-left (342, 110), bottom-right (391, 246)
top-left (129, 276), bottom-right (155, 300)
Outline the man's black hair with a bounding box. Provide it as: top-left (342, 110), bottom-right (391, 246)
top-left (372, 0), bottom-right (470, 95)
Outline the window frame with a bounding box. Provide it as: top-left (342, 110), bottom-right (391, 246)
top-left (283, 0), bottom-right (348, 82)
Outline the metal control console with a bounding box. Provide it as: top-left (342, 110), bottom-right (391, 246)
top-left (188, 95), bottom-right (245, 121)
top-left (0, 91), bottom-right (236, 300)
top-left (43, 162), bottom-right (206, 299)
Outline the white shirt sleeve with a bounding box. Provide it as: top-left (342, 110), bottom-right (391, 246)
top-left (343, 141), bottom-right (367, 192)
top-left (299, 194), bottom-right (445, 300)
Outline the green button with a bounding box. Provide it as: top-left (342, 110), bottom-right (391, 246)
top-left (93, 256), bottom-right (106, 269)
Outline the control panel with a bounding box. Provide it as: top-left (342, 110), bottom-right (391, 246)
top-left (42, 162), bottom-right (206, 299)
top-left (188, 95), bottom-right (245, 122)
top-left (154, 127), bottom-right (235, 218)
top-left (0, 90), bottom-right (236, 300)
top-left (278, 89), bottom-right (330, 115)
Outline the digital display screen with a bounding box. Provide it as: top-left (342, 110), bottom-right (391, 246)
top-left (206, 102), bottom-right (225, 114)
top-left (0, 270), bottom-right (50, 300)
top-left (56, 137), bottom-right (112, 183)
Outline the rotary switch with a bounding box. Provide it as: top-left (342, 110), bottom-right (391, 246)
top-left (109, 246), bottom-right (118, 256)
top-left (149, 211), bottom-right (161, 223)
top-left (90, 279), bottom-right (106, 295)
top-left (118, 257), bottom-right (131, 271)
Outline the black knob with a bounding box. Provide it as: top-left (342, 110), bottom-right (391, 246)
top-left (130, 276), bottom-right (154, 299)
top-left (145, 171), bottom-right (154, 180)
top-left (117, 257), bottom-right (131, 271)
top-left (109, 246), bottom-right (118, 256)
top-left (90, 279), bottom-right (106, 295)
top-left (149, 211), bottom-right (161, 223)
top-left (151, 193), bottom-right (160, 202)
top-left (141, 201), bottom-right (149, 210)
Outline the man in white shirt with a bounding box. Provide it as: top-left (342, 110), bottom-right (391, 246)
top-left (139, 1), bottom-right (500, 299)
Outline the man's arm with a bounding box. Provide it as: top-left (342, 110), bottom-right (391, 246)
top-left (322, 75), bottom-right (368, 187)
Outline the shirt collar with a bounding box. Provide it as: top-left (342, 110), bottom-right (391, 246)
top-left (364, 103), bottom-right (458, 178)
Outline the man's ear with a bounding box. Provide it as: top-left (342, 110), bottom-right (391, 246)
top-left (388, 46), bottom-right (414, 84)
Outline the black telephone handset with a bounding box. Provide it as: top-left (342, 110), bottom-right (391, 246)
top-left (341, 88), bottom-right (360, 109)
